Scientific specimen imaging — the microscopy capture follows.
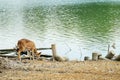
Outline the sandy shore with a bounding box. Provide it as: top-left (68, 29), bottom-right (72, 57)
top-left (0, 57), bottom-right (120, 80)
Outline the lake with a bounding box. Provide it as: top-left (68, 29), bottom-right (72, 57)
top-left (0, 1), bottom-right (120, 60)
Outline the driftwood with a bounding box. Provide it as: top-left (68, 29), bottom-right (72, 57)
top-left (92, 52), bottom-right (98, 61)
top-left (51, 44), bottom-right (68, 61)
top-left (0, 44), bottom-right (66, 61)
top-left (98, 56), bottom-right (110, 60)
top-left (0, 52), bottom-right (16, 57)
top-left (105, 50), bottom-right (115, 59)
top-left (0, 44), bottom-right (54, 59)
top-left (92, 52), bottom-right (101, 61)
top-left (0, 44), bottom-right (53, 56)
top-left (0, 53), bottom-right (52, 58)
top-left (51, 44), bottom-right (57, 61)
top-left (114, 55), bottom-right (120, 61)
top-left (50, 56), bottom-right (68, 62)
top-left (0, 48), bottom-right (52, 52)
top-left (84, 56), bottom-right (90, 61)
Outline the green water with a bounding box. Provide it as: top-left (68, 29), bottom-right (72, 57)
top-left (0, 2), bottom-right (120, 60)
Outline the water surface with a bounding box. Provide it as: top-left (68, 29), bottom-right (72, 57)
top-left (0, 1), bottom-right (120, 60)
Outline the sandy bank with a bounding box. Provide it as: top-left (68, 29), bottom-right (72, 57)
top-left (0, 57), bottom-right (120, 80)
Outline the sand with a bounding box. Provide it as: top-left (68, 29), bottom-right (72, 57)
top-left (0, 57), bottom-right (120, 80)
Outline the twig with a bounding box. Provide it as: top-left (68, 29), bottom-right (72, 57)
top-left (108, 44), bottom-right (110, 54)
top-left (79, 46), bottom-right (82, 61)
top-left (64, 42), bottom-right (72, 55)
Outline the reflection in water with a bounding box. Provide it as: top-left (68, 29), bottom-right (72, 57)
top-left (1, 1), bottom-right (120, 60)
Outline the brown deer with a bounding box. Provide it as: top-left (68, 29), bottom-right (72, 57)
top-left (16, 39), bottom-right (41, 61)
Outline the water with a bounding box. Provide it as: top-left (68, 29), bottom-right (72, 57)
top-left (0, 1), bottom-right (120, 60)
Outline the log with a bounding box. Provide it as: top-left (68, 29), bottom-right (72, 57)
top-left (0, 48), bottom-right (52, 52)
top-left (51, 44), bottom-right (57, 61)
top-left (0, 53), bottom-right (52, 58)
top-left (40, 54), bottom-right (52, 57)
top-left (0, 51), bottom-right (11, 54)
top-left (98, 54), bottom-right (102, 60)
top-left (114, 55), bottom-right (120, 61)
top-left (84, 56), bottom-right (90, 61)
top-left (37, 48), bottom-right (52, 50)
top-left (0, 47), bottom-right (52, 56)
top-left (92, 52), bottom-right (98, 61)
top-left (50, 56), bottom-right (68, 62)
top-left (92, 52), bottom-right (101, 61)
top-left (0, 45), bottom-right (55, 60)
top-left (98, 56), bottom-right (109, 60)
top-left (0, 48), bottom-right (16, 52)
top-left (0, 52), bottom-right (17, 58)
top-left (105, 50), bottom-right (115, 59)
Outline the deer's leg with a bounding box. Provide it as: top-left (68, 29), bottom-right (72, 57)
top-left (27, 50), bottom-right (32, 60)
top-left (32, 50), bottom-right (34, 60)
top-left (17, 51), bottom-right (21, 61)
